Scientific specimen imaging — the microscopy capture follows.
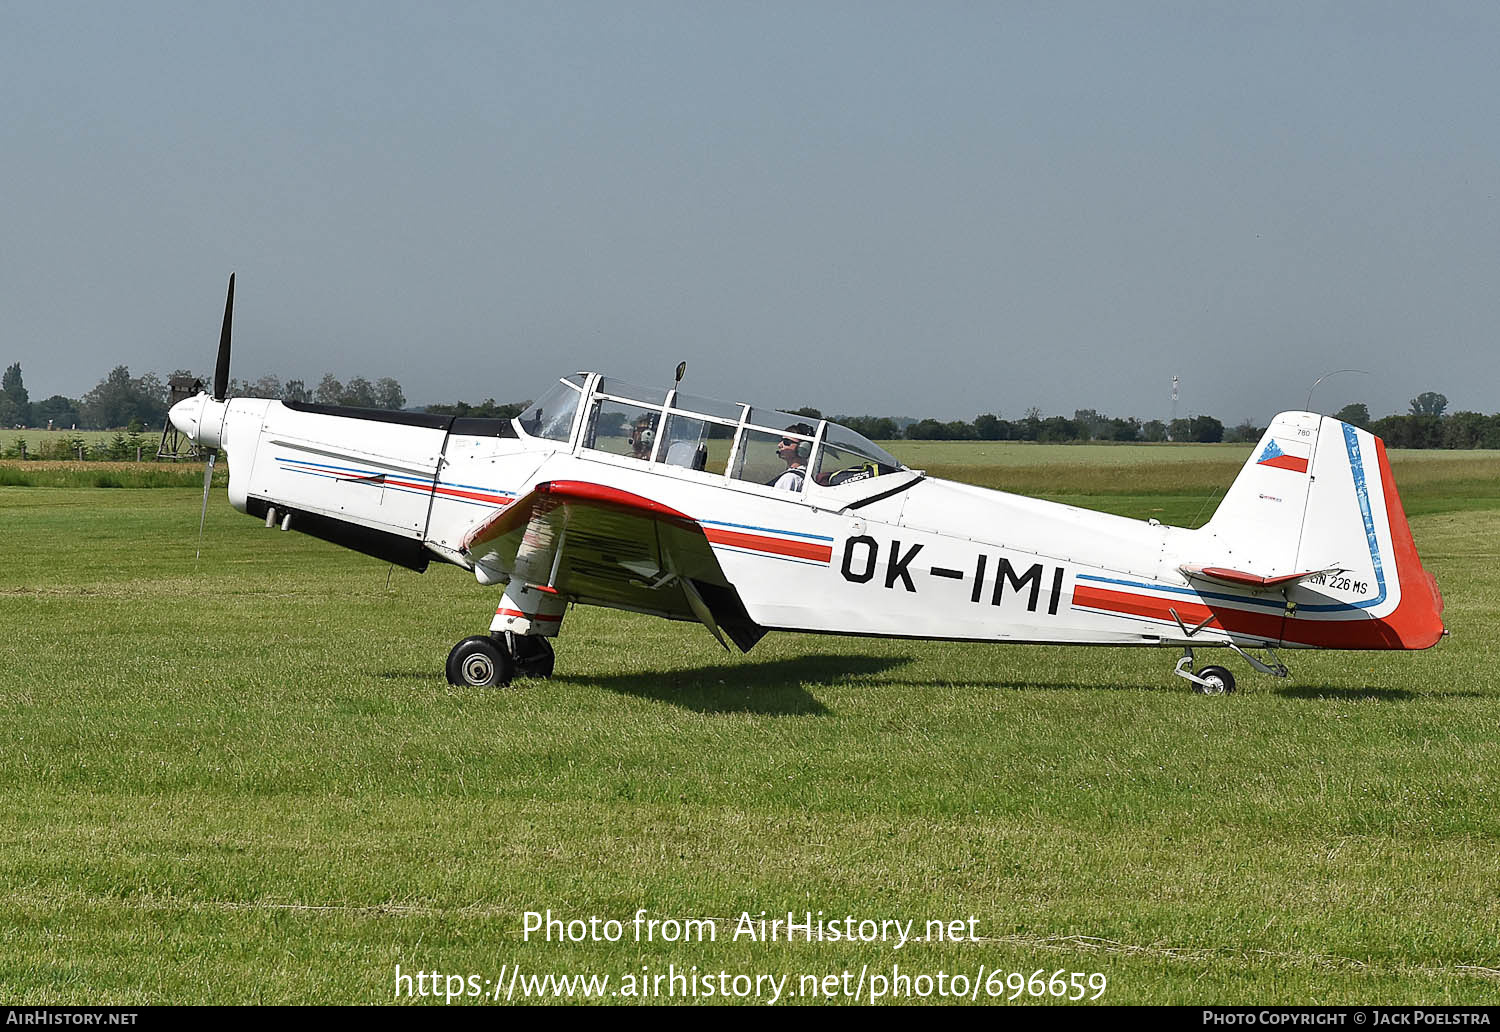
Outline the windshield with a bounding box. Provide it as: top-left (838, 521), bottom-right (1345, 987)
top-left (563, 372), bottom-right (906, 489)
top-left (517, 375), bottom-right (585, 443)
top-left (813, 423), bottom-right (903, 487)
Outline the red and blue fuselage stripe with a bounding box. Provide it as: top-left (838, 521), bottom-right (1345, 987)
top-left (697, 517), bottom-right (834, 565)
top-left (273, 456), bottom-right (515, 508)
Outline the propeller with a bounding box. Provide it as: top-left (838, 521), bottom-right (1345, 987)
top-left (195, 451), bottom-right (216, 561)
top-left (213, 273), bottom-right (235, 400)
top-left (197, 273), bottom-right (234, 558)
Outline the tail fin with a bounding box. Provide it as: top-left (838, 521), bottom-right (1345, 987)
top-left (1199, 412), bottom-right (1444, 650)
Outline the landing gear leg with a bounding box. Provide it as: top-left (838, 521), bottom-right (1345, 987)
top-left (504, 631), bottom-right (555, 679)
top-left (441, 582), bottom-right (564, 686)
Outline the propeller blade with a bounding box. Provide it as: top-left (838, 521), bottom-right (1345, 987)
top-left (195, 450), bottom-right (216, 560)
top-left (213, 273), bottom-right (235, 401)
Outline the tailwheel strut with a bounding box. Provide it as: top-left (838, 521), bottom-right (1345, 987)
top-left (1227, 642), bottom-right (1290, 679)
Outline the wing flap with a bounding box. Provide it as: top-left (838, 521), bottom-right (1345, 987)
top-left (460, 480), bottom-right (762, 650)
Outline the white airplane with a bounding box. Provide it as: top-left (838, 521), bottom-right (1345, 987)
top-left (171, 277), bottom-right (1445, 692)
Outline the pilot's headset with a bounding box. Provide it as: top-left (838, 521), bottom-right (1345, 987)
top-left (787, 422), bottom-right (815, 463)
top-left (632, 416), bottom-right (658, 454)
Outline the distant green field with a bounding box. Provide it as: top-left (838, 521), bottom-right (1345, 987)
top-left (6, 437), bottom-right (1496, 520)
top-left (885, 439), bottom-right (1254, 467)
top-left (0, 428), bottom-right (166, 449)
top-left (1, 454), bottom-right (1497, 1005)
top-left (886, 439), bottom-right (1500, 467)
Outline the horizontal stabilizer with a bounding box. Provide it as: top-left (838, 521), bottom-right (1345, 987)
top-left (1179, 564), bottom-right (1344, 590)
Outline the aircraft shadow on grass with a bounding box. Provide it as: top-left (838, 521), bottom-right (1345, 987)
top-left (1273, 686), bottom-right (1417, 701)
top-left (549, 654), bottom-right (922, 715)
top-left (378, 656), bottom-right (1188, 703)
top-left (557, 657), bottom-right (1197, 709)
top-left (378, 654), bottom-right (909, 714)
top-left (944, 678), bottom-right (1180, 693)
top-left (376, 662), bottom-right (1446, 704)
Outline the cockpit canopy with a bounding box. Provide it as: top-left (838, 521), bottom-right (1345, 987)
top-left (517, 373), bottom-right (905, 493)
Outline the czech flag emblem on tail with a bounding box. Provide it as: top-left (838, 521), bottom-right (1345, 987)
top-left (1257, 438), bottom-right (1309, 473)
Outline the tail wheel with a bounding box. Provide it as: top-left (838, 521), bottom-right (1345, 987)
top-left (446, 636), bottom-right (513, 687)
top-left (1194, 665), bottom-right (1236, 695)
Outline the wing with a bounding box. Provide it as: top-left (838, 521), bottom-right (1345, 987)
top-left (459, 480), bottom-right (766, 651)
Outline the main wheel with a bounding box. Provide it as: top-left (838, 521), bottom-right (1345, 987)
top-left (1194, 665), bottom-right (1236, 695)
top-left (508, 633), bottom-right (555, 679)
top-left (446, 635), bottom-right (514, 687)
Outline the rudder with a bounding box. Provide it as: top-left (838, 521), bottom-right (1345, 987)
top-left (1202, 413), bottom-right (1443, 650)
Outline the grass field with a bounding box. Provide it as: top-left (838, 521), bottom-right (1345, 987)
top-left (2, 448), bottom-right (1498, 1005)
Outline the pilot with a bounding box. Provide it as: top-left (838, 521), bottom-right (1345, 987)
top-left (628, 414), bottom-right (657, 460)
top-left (770, 423), bottom-right (814, 490)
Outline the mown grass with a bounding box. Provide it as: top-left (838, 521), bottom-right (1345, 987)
top-left (1, 461), bottom-right (1497, 1005)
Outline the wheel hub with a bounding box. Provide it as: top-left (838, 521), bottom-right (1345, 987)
top-left (462, 654), bottom-right (495, 684)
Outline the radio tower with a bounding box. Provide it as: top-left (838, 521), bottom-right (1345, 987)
top-left (1170, 375), bottom-right (1179, 440)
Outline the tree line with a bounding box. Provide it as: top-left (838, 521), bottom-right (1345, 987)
top-left (3, 361), bottom-right (1494, 450)
top-left (1338, 395), bottom-right (1500, 449)
top-left (424, 391), bottom-right (1489, 449)
top-left (813, 392), bottom-right (1496, 448)
top-left (829, 410), bottom-right (1236, 444)
top-left (827, 393), bottom-right (1497, 448)
top-left (0, 363), bottom-right (407, 431)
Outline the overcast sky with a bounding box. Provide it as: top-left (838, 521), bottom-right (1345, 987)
top-left (3, 2), bottom-right (1497, 424)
